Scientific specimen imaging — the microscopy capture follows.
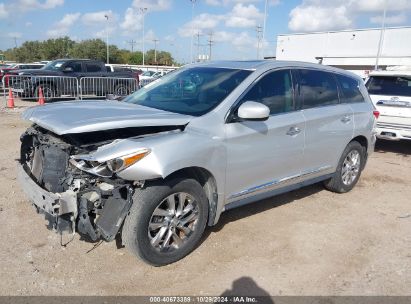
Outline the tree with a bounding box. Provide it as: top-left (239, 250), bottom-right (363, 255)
top-left (0, 38), bottom-right (175, 65)
top-left (145, 49), bottom-right (174, 65)
top-left (41, 37), bottom-right (75, 59)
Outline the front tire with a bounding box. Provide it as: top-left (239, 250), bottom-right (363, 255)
top-left (122, 178), bottom-right (209, 266)
top-left (324, 141), bottom-right (365, 193)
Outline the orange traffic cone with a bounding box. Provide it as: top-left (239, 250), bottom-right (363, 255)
top-left (7, 88), bottom-right (15, 108)
top-left (38, 87), bottom-right (45, 105)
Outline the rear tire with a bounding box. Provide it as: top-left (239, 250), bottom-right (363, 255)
top-left (114, 84), bottom-right (130, 96)
top-left (324, 141), bottom-right (365, 193)
top-left (122, 178), bottom-right (209, 266)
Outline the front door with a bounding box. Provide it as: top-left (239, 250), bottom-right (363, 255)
top-left (224, 69), bottom-right (305, 203)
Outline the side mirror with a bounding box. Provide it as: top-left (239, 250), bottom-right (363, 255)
top-left (63, 67), bottom-right (73, 72)
top-left (238, 101), bottom-right (270, 121)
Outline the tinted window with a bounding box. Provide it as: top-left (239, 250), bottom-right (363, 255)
top-left (66, 62), bottom-right (82, 72)
top-left (85, 63), bottom-right (101, 73)
top-left (336, 74), bottom-right (364, 103)
top-left (124, 67), bottom-right (252, 116)
top-left (240, 69), bottom-right (294, 115)
top-left (366, 76), bottom-right (411, 97)
top-left (299, 69), bottom-right (339, 109)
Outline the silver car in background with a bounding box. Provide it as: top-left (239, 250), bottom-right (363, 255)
top-left (18, 61), bottom-right (376, 265)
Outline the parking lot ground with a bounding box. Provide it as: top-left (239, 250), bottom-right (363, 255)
top-left (0, 101), bottom-right (410, 296)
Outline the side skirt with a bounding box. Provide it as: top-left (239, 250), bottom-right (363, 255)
top-left (223, 173), bottom-right (334, 212)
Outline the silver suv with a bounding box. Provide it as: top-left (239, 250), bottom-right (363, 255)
top-left (18, 61), bottom-right (376, 265)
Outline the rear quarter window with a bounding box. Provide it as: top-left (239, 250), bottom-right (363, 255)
top-left (366, 76), bottom-right (411, 97)
top-left (335, 74), bottom-right (365, 103)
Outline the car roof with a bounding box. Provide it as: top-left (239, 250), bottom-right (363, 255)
top-left (187, 60), bottom-right (362, 81)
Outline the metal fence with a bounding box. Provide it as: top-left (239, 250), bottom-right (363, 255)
top-left (79, 77), bottom-right (139, 99)
top-left (2, 75), bottom-right (139, 102)
top-left (139, 78), bottom-right (156, 87)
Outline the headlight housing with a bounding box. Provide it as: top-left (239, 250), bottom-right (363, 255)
top-left (107, 150), bottom-right (150, 173)
top-left (70, 149), bottom-right (150, 177)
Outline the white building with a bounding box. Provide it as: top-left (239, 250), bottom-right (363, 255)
top-left (275, 26), bottom-right (411, 78)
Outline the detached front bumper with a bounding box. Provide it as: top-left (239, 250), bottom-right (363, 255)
top-left (17, 164), bottom-right (77, 233)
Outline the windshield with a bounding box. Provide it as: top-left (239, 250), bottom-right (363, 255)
top-left (123, 67), bottom-right (252, 116)
top-left (366, 76), bottom-right (411, 97)
top-left (42, 60), bottom-right (68, 71)
top-left (142, 71), bottom-right (155, 77)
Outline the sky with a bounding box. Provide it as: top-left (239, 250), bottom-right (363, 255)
top-left (1, 0), bottom-right (411, 63)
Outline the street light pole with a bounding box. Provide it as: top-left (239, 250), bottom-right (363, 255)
top-left (140, 7), bottom-right (148, 66)
top-left (104, 14), bottom-right (109, 64)
top-left (262, 0), bottom-right (268, 59)
top-left (190, 0), bottom-right (196, 63)
top-left (375, 1), bottom-right (387, 70)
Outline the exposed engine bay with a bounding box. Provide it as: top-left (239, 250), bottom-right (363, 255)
top-left (18, 125), bottom-right (181, 242)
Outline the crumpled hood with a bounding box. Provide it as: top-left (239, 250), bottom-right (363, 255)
top-left (22, 100), bottom-right (192, 135)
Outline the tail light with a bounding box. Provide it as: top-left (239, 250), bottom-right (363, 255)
top-left (373, 110), bottom-right (380, 119)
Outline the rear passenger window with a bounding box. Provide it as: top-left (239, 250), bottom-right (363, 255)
top-left (240, 69), bottom-right (294, 115)
top-left (336, 74), bottom-right (364, 103)
top-left (66, 62), bottom-right (82, 72)
top-left (299, 69), bottom-right (339, 109)
top-left (85, 63), bottom-right (101, 73)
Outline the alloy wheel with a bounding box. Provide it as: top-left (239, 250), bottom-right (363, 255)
top-left (341, 150), bottom-right (361, 186)
top-left (148, 192), bottom-right (199, 252)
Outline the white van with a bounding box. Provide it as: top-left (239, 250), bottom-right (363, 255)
top-left (366, 70), bottom-right (411, 141)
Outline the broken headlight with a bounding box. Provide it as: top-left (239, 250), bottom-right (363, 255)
top-left (70, 149), bottom-right (150, 177)
top-left (106, 150), bottom-right (150, 173)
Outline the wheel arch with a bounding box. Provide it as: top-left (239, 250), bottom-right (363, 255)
top-left (164, 166), bottom-right (218, 226)
top-left (351, 135), bottom-right (368, 151)
top-left (350, 135), bottom-right (368, 169)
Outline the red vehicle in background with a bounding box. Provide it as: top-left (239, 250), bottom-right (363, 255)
top-left (0, 63), bottom-right (45, 86)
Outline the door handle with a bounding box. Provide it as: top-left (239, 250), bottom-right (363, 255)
top-left (341, 115), bottom-right (351, 123)
top-left (286, 126), bottom-right (301, 136)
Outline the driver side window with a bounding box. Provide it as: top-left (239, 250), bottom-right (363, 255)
top-left (240, 69), bottom-right (294, 115)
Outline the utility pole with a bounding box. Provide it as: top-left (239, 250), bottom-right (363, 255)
top-left (140, 7), bottom-right (148, 65)
top-left (153, 39), bottom-right (159, 64)
top-left (127, 39), bottom-right (137, 53)
top-left (13, 37), bottom-right (18, 48)
top-left (194, 31), bottom-right (204, 62)
top-left (190, 0), bottom-right (196, 63)
top-left (256, 25), bottom-right (262, 59)
top-left (375, 0), bottom-right (387, 70)
top-left (207, 32), bottom-right (214, 61)
top-left (104, 14), bottom-right (109, 64)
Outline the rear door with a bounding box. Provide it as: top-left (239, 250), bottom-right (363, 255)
top-left (225, 68), bottom-right (305, 203)
top-left (296, 69), bottom-right (354, 179)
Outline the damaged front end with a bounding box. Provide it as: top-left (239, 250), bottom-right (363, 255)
top-left (18, 125), bottom-right (150, 242)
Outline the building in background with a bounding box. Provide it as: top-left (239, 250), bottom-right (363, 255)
top-left (276, 26), bottom-right (411, 78)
